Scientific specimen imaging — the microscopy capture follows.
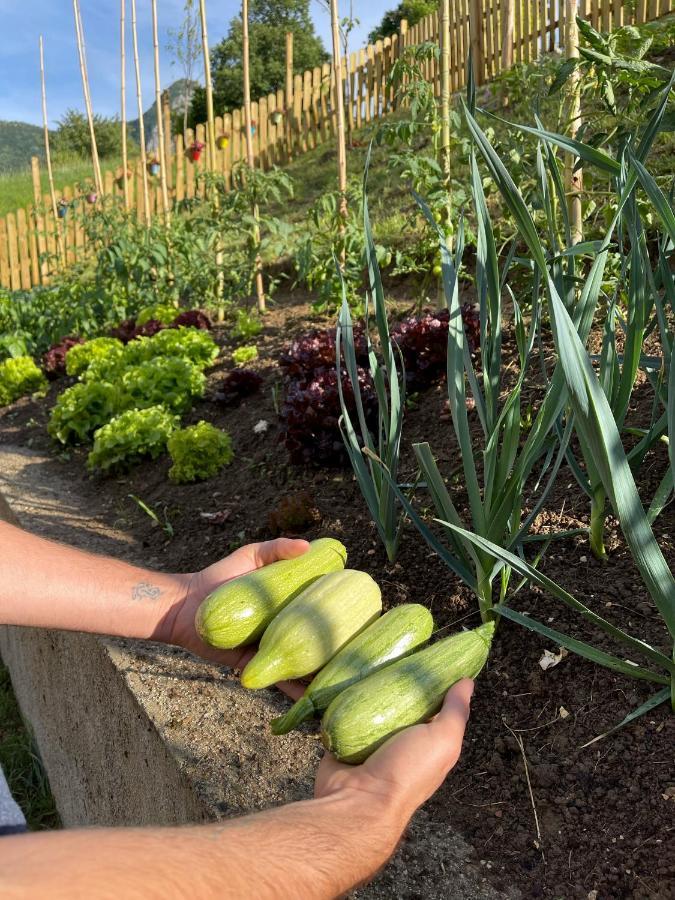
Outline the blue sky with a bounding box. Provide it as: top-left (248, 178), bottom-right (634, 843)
top-left (0, 0), bottom-right (391, 127)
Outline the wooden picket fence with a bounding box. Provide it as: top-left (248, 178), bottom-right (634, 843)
top-left (1, 0), bottom-right (672, 292)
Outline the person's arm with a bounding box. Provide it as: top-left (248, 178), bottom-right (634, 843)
top-left (0, 519), bottom-right (309, 674)
top-left (0, 681), bottom-right (473, 900)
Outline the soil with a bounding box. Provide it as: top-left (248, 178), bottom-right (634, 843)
top-left (1, 288), bottom-right (673, 899)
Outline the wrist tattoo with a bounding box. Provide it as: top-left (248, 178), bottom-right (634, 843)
top-left (131, 582), bottom-right (162, 602)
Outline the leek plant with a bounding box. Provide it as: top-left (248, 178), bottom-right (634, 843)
top-left (480, 74), bottom-right (674, 558)
top-left (446, 95), bottom-right (675, 727)
top-left (336, 158), bottom-right (406, 564)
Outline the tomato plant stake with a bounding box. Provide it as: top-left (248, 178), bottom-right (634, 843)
top-left (72, 0), bottom-right (103, 196)
top-left (38, 35), bottom-right (66, 267)
top-left (242, 0), bottom-right (265, 312)
top-left (130, 0), bottom-right (151, 223)
top-left (151, 0), bottom-right (171, 222)
top-left (120, 0), bottom-right (130, 210)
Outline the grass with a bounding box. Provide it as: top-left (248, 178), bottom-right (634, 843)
top-left (0, 154), bottom-right (131, 217)
top-left (0, 662), bottom-right (59, 830)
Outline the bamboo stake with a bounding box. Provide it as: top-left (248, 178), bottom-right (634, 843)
top-left (130, 0), bottom-right (151, 222)
top-left (329, 0), bottom-right (348, 239)
top-left (285, 32), bottom-right (294, 159)
top-left (73, 0), bottom-right (103, 195)
top-left (199, 0), bottom-right (217, 176)
top-left (440, 0), bottom-right (451, 223)
top-left (120, 0), bottom-right (130, 209)
top-left (39, 36), bottom-right (66, 267)
top-left (198, 0), bottom-right (225, 318)
top-left (565, 0), bottom-right (583, 244)
top-left (242, 0), bottom-right (265, 312)
top-left (151, 0), bottom-right (170, 220)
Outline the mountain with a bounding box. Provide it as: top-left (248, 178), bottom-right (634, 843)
top-left (128, 79), bottom-right (198, 149)
top-left (0, 121), bottom-right (46, 173)
top-left (0, 79), bottom-right (197, 173)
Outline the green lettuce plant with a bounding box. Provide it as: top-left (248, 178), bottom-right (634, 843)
top-left (232, 345), bottom-right (258, 366)
top-left (136, 304), bottom-right (179, 326)
top-left (65, 337), bottom-right (124, 378)
top-left (122, 327), bottom-right (219, 370)
top-left (0, 357), bottom-right (48, 406)
top-left (87, 406), bottom-right (179, 473)
top-left (48, 381), bottom-right (122, 445)
top-left (167, 421), bottom-right (234, 483)
top-left (120, 358), bottom-right (206, 414)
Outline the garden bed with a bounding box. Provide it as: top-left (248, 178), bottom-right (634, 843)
top-left (1, 289), bottom-right (673, 899)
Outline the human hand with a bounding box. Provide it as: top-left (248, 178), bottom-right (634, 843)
top-left (314, 679), bottom-right (474, 819)
top-left (163, 538), bottom-right (309, 697)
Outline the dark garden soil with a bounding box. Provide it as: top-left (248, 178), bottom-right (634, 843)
top-left (1, 288), bottom-right (673, 899)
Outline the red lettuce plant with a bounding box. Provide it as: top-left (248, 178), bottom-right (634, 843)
top-left (215, 368), bottom-right (263, 405)
top-left (172, 309), bottom-right (212, 330)
top-left (279, 327), bottom-right (368, 379)
top-left (108, 318), bottom-right (166, 343)
top-left (279, 366), bottom-right (376, 466)
top-left (391, 305), bottom-right (480, 389)
top-left (42, 336), bottom-right (84, 379)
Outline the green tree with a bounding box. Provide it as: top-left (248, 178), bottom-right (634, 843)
top-left (368, 0), bottom-right (436, 43)
top-left (189, 0), bottom-right (328, 123)
top-left (52, 110), bottom-right (124, 161)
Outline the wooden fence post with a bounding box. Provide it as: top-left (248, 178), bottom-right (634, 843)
top-left (31, 157), bottom-right (48, 283)
top-left (470, 0), bottom-right (484, 85)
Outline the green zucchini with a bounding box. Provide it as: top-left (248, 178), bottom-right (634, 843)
top-left (195, 537), bottom-right (347, 649)
top-left (271, 604), bottom-right (434, 735)
top-left (321, 621), bottom-right (494, 764)
top-left (240, 569), bottom-right (382, 689)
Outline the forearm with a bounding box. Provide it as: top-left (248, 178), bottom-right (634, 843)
top-left (0, 521), bottom-right (187, 641)
top-left (0, 789), bottom-right (408, 900)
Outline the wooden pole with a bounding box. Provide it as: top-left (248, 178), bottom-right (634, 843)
top-left (73, 0), bottom-right (103, 195)
top-left (120, 0), bottom-right (130, 209)
top-left (565, 0), bottom-right (583, 244)
top-left (130, 0), bottom-right (151, 223)
top-left (151, 0), bottom-right (171, 220)
top-left (39, 36), bottom-right (66, 267)
top-left (198, 0), bottom-right (217, 176)
top-left (440, 0), bottom-right (451, 210)
top-left (162, 90), bottom-right (173, 189)
top-left (285, 32), bottom-right (294, 159)
top-left (329, 0), bottom-right (348, 235)
top-left (501, 0), bottom-right (515, 70)
top-left (470, 0), bottom-right (484, 86)
top-left (242, 0), bottom-right (266, 312)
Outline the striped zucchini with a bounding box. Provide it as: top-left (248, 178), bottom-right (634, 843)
top-left (271, 604), bottom-right (434, 735)
top-left (195, 537), bottom-right (347, 649)
top-left (321, 621), bottom-right (494, 764)
top-left (240, 569), bottom-right (382, 689)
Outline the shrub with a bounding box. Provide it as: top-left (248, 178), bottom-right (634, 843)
top-left (167, 421), bottom-right (234, 483)
top-left (120, 358), bottom-right (206, 414)
top-left (137, 304), bottom-right (178, 326)
top-left (42, 336), bottom-right (84, 379)
top-left (216, 369), bottom-right (263, 405)
top-left (279, 327), bottom-right (368, 380)
top-left (232, 345), bottom-right (259, 366)
top-left (172, 309), bottom-right (212, 330)
top-left (48, 381), bottom-right (122, 444)
top-left (87, 406), bottom-right (179, 473)
top-left (279, 366), bottom-right (377, 466)
top-left (0, 357), bottom-right (48, 407)
top-left (65, 337), bottom-right (125, 378)
top-left (391, 305), bottom-right (480, 389)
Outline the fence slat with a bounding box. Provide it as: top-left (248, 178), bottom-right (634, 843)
top-left (6, 214), bottom-right (21, 291)
top-left (0, 218), bottom-right (10, 289)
